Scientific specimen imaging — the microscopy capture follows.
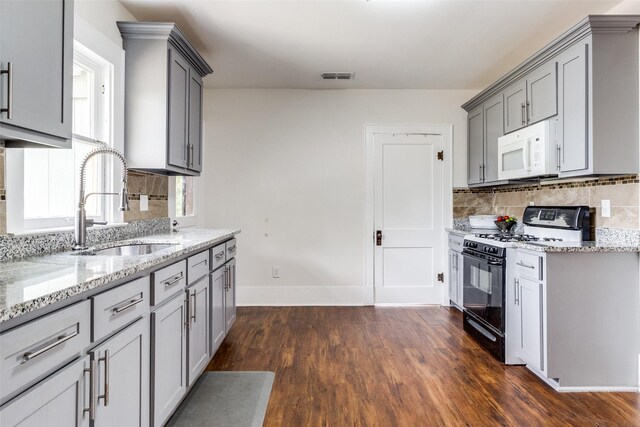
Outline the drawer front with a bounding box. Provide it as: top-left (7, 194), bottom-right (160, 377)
top-left (0, 300), bottom-right (91, 402)
top-left (187, 250), bottom-right (209, 285)
top-left (210, 243), bottom-right (226, 272)
top-left (225, 239), bottom-right (237, 261)
top-left (448, 235), bottom-right (464, 251)
top-left (92, 276), bottom-right (149, 342)
top-left (151, 260), bottom-right (187, 306)
top-left (516, 251), bottom-right (544, 281)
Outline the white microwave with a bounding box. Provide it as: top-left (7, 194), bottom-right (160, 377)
top-left (497, 120), bottom-right (558, 180)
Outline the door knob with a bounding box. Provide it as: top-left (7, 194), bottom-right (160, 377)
top-left (376, 230), bottom-right (382, 246)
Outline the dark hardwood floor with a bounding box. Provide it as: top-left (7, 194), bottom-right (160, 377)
top-left (206, 306), bottom-right (640, 426)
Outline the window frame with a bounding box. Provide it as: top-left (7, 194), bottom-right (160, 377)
top-left (6, 18), bottom-right (126, 235)
top-left (169, 175), bottom-right (203, 229)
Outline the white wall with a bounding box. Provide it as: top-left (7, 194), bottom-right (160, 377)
top-left (606, 1), bottom-right (640, 14)
top-left (202, 89), bottom-right (475, 305)
top-left (75, 0), bottom-right (136, 45)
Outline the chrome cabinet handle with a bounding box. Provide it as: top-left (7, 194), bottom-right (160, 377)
top-left (526, 101), bottom-right (530, 123)
top-left (98, 350), bottom-right (109, 406)
top-left (225, 266), bottom-right (230, 291)
top-left (190, 290), bottom-right (197, 323)
top-left (521, 102), bottom-right (525, 125)
top-left (22, 330), bottom-right (80, 363)
top-left (514, 278), bottom-right (520, 305)
top-left (227, 245), bottom-right (236, 253)
top-left (193, 258), bottom-right (207, 268)
top-left (214, 251), bottom-right (225, 261)
top-left (164, 272), bottom-right (184, 287)
top-left (516, 261), bottom-right (535, 269)
top-left (1, 62), bottom-right (13, 119)
top-left (184, 296), bottom-right (190, 328)
top-left (479, 164), bottom-right (482, 182)
top-left (556, 145), bottom-right (561, 171)
top-left (83, 359), bottom-right (97, 420)
top-left (112, 296), bottom-right (144, 314)
top-left (189, 144), bottom-right (194, 168)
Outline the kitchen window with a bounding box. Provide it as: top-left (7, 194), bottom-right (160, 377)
top-left (171, 175), bottom-right (201, 228)
top-left (6, 38), bottom-right (124, 234)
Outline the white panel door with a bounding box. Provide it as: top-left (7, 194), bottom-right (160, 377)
top-left (374, 133), bottom-right (443, 304)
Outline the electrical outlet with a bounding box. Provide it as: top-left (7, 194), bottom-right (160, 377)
top-left (601, 199), bottom-right (611, 218)
top-left (272, 266), bottom-right (280, 278)
top-left (140, 194), bottom-right (149, 211)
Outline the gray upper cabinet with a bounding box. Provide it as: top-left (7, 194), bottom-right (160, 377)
top-left (483, 95), bottom-right (504, 183)
top-left (467, 107), bottom-right (484, 186)
top-left (556, 40), bottom-right (588, 175)
top-left (466, 94), bottom-right (504, 186)
top-left (503, 62), bottom-right (557, 135)
top-left (503, 80), bottom-right (527, 134)
top-left (117, 22), bottom-right (213, 176)
top-left (0, 0), bottom-right (73, 148)
top-left (526, 61), bottom-right (557, 125)
top-left (463, 15), bottom-right (640, 183)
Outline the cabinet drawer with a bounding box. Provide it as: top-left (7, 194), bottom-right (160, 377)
top-left (151, 260), bottom-right (187, 306)
top-left (225, 239), bottom-right (237, 261)
top-left (188, 250), bottom-right (209, 285)
top-left (0, 300), bottom-right (91, 402)
top-left (448, 234), bottom-right (464, 251)
top-left (516, 251), bottom-right (544, 281)
top-left (210, 243), bottom-right (226, 272)
top-left (92, 276), bottom-right (149, 342)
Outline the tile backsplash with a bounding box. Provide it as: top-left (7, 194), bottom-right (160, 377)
top-left (0, 149), bottom-right (168, 235)
top-left (453, 175), bottom-right (640, 229)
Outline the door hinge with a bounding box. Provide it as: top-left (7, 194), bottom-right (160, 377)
top-left (437, 151), bottom-right (444, 161)
top-left (437, 272), bottom-right (444, 282)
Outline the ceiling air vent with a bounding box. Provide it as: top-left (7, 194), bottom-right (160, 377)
top-left (321, 72), bottom-right (355, 80)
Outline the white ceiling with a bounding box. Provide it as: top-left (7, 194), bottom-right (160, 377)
top-left (119, 0), bottom-right (621, 90)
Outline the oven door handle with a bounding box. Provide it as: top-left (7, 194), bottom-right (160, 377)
top-left (487, 261), bottom-right (503, 266)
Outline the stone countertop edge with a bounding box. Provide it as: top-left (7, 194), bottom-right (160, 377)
top-left (0, 229), bottom-right (241, 324)
top-left (445, 228), bottom-right (640, 253)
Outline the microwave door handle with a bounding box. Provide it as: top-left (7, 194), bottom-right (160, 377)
top-left (523, 138), bottom-right (530, 172)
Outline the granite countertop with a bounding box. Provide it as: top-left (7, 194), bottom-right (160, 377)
top-left (0, 228), bottom-right (240, 324)
top-left (514, 241), bottom-right (640, 253)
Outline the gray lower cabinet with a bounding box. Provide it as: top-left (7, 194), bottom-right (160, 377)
top-left (117, 22), bottom-right (212, 176)
top-left (90, 317), bottom-right (149, 427)
top-left (517, 276), bottom-right (544, 372)
top-left (0, 0), bottom-right (73, 148)
top-left (210, 266), bottom-right (226, 355)
top-left (151, 293), bottom-right (187, 427)
top-left (224, 258), bottom-right (237, 334)
top-left (186, 276), bottom-right (210, 386)
top-left (0, 356), bottom-right (90, 427)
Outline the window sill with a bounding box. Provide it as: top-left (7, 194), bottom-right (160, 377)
top-left (7, 222), bottom-right (128, 238)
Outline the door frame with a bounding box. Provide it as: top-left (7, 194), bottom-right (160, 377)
top-left (364, 124), bottom-right (453, 306)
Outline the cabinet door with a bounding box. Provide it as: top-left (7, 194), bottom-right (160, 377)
top-left (210, 268), bottom-right (226, 355)
top-left (456, 253), bottom-right (464, 308)
top-left (0, 0), bottom-right (72, 142)
top-left (151, 293), bottom-right (187, 427)
top-left (448, 250), bottom-right (457, 303)
top-left (167, 45), bottom-right (189, 169)
top-left (92, 318), bottom-right (149, 427)
top-left (187, 70), bottom-right (203, 172)
top-left (557, 41), bottom-right (589, 174)
top-left (526, 61), bottom-right (558, 124)
top-left (519, 276), bottom-right (544, 371)
top-left (187, 277), bottom-right (209, 386)
top-left (503, 80), bottom-right (527, 134)
top-left (224, 259), bottom-right (237, 334)
top-left (483, 94), bottom-right (504, 183)
top-left (0, 356), bottom-right (90, 427)
top-left (467, 106), bottom-right (484, 185)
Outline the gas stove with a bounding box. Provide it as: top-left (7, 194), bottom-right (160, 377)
top-left (466, 232), bottom-right (564, 247)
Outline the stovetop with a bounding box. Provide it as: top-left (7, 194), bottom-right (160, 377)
top-left (473, 233), bottom-right (564, 243)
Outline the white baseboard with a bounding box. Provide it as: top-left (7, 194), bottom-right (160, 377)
top-left (557, 385), bottom-right (640, 393)
top-left (237, 285), bottom-right (367, 306)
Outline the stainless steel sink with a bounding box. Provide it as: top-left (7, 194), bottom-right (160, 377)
top-left (92, 243), bottom-right (176, 256)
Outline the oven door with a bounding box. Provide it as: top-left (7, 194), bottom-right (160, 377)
top-left (462, 252), bottom-right (505, 333)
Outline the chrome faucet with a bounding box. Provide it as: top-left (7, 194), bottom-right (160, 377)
top-left (74, 147), bottom-right (130, 250)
